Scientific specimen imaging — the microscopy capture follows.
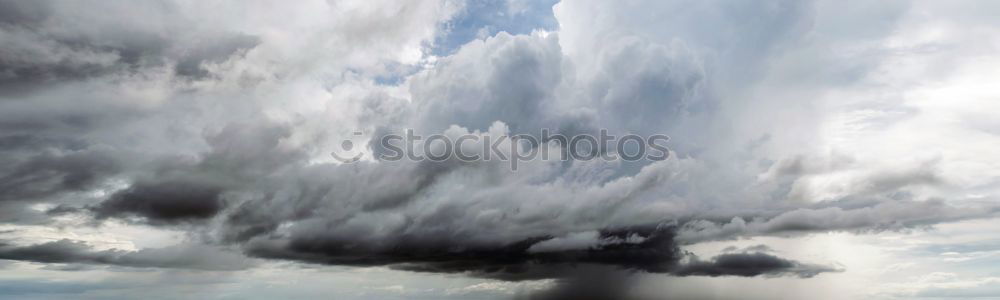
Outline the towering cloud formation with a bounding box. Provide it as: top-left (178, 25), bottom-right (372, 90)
top-left (1, 0), bottom-right (999, 299)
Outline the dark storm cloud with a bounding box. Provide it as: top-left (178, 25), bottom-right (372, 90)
top-left (92, 179), bottom-right (225, 224)
top-left (673, 252), bottom-right (838, 278)
top-left (0, 239), bottom-right (103, 264)
top-left (245, 225), bottom-right (836, 282)
top-left (519, 249), bottom-right (840, 300)
top-left (0, 239), bottom-right (253, 271)
top-left (513, 244), bottom-right (838, 300)
top-left (87, 122), bottom-right (301, 225)
top-left (0, 0), bottom-right (267, 228)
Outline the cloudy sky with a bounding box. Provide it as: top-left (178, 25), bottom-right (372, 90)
top-left (1, 0), bottom-right (1000, 299)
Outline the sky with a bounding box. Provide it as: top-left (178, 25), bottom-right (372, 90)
top-left (1, 0), bottom-right (1000, 299)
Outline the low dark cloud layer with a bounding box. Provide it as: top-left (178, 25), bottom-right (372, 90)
top-left (246, 225), bottom-right (836, 282)
top-left (0, 239), bottom-right (253, 271)
top-left (673, 252), bottom-right (838, 278)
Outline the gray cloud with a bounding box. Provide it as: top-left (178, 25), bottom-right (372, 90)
top-left (678, 198), bottom-right (998, 243)
top-left (672, 252), bottom-right (839, 278)
top-left (0, 148), bottom-right (118, 202)
top-left (0, 239), bottom-right (253, 271)
top-left (0, 0), bottom-right (260, 95)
